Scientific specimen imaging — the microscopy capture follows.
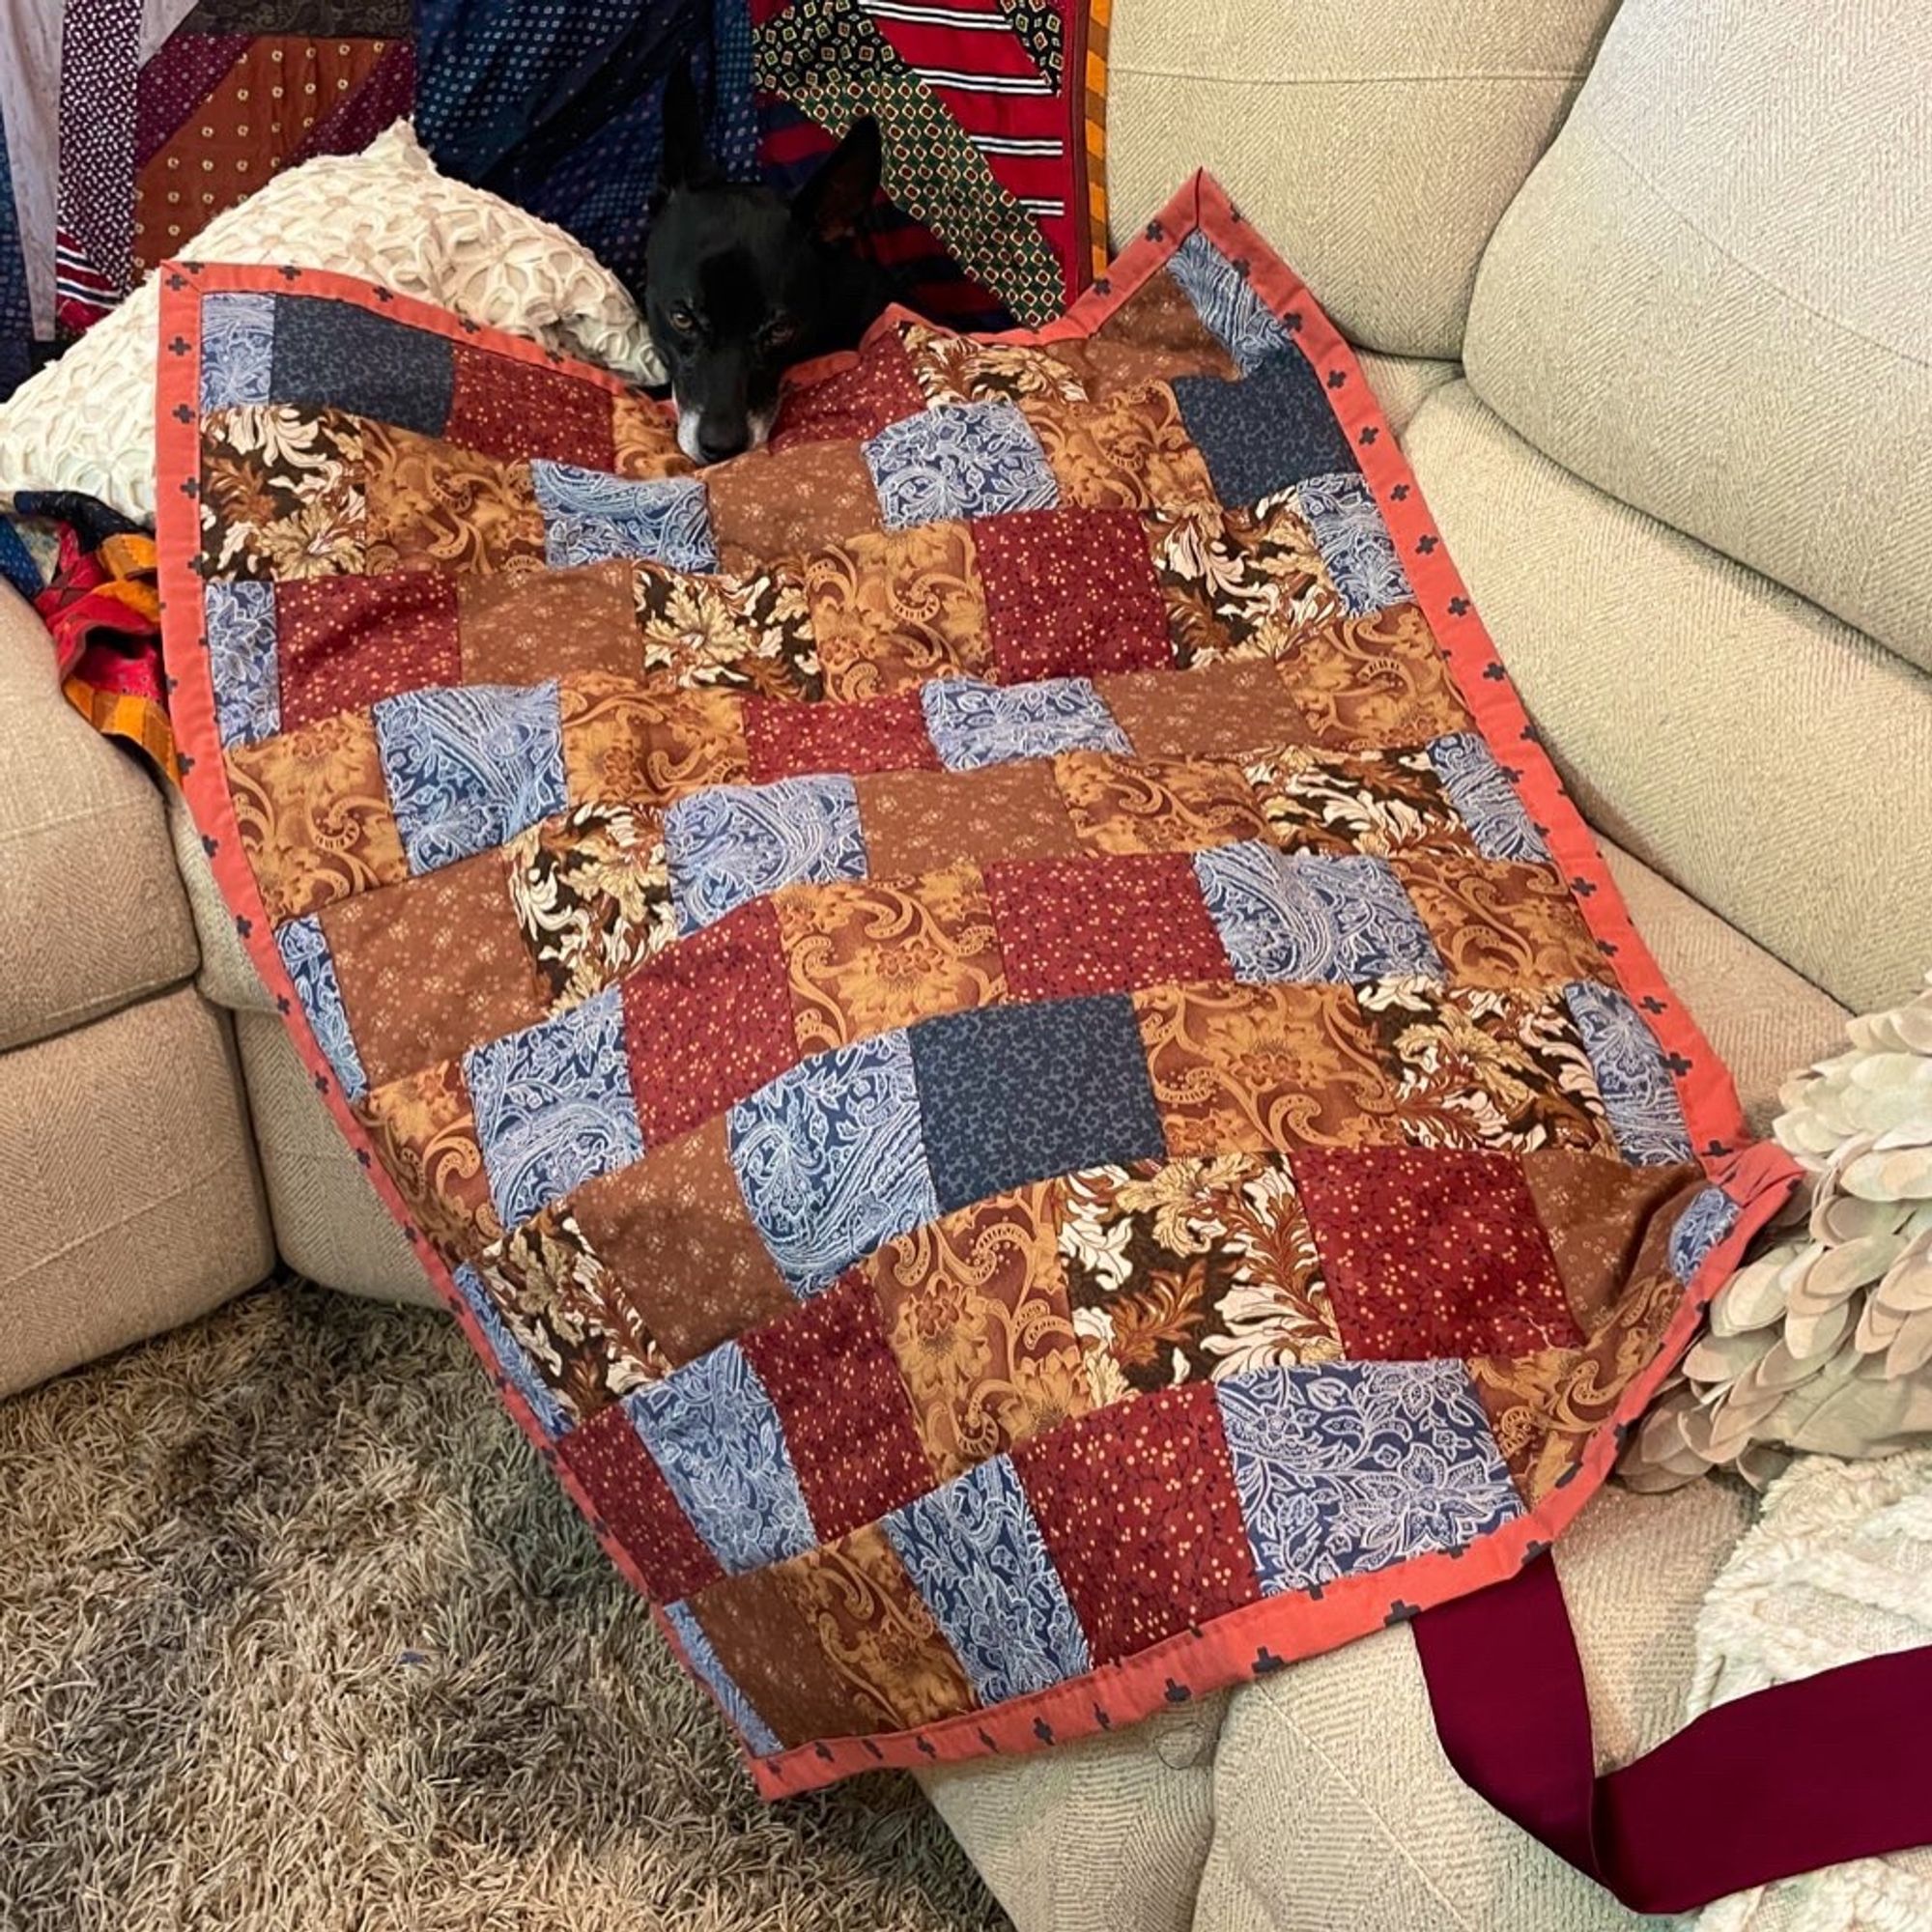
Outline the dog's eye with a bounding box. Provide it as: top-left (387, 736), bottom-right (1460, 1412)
top-left (666, 304), bottom-right (696, 336)
top-left (763, 318), bottom-right (797, 349)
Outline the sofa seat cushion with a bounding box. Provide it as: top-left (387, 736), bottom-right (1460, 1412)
top-left (1405, 380), bottom-right (1932, 1017)
top-left (0, 583), bottom-right (199, 1051)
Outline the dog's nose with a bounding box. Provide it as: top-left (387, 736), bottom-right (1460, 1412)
top-left (696, 426), bottom-right (747, 464)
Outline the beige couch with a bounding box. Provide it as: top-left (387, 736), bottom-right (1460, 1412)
top-left (3, 0), bottom-right (1926, 1920)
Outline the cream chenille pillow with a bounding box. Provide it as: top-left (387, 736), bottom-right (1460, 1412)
top-left (0, 122), bottom-right (663, 524)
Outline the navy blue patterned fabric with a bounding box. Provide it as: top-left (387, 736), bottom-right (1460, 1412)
top-left (270, 298), bottom-right (454, 437)
top-left (909, 996), bottom-right (1167, 1215)
top-left (0, 103), bottom-right (34, 400)
top-left (1173, 354), bottom-right (1359, 508)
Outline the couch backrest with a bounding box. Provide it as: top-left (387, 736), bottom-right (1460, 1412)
top-left (1104, 0), bottom-right (1623, 359)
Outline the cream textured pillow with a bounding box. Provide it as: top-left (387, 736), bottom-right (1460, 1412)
top-left (0, 123), bottom-right (662, 523)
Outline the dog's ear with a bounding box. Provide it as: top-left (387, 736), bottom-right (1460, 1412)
top-left (792, 116), bottom-right (882, 244)
top-left (659, 65), bottom-right (719, 193)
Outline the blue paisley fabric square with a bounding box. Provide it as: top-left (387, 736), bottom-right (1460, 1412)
top-left (625, 1343), bottom-right (816, 1574)
top-left (909, 996), bottom-right (1167, 1214)
top-left (270, 296), bottom-right (454, 436)
top-left (200, 292), bottom-right (276, 411)
top-left (862, 400), bottom-right (1059, 529)
top-left (206, 579), bottom-right (281, 748)
top-left (1297, 471), bottom-right (1412, 616)
top-left (1194, 842), bottom-right (1443, 985)
top-left (463, 984), bottom-right (646, 1227)
top-left (883, 1454), bottom-right (1091, 1705)
top-left (663, 773), bottom-right (867, 935)
top-left (450, 1261), bottom-right (570, 1439)
top-left (1215, 1360), bottom-right (1522, 1597)
top-left (920, 675), bottom-right (1130, 772)
top-left (529, 462), bottom-right (719, 572)
top-left (1669, 1184), bottom-right (1740, 1282)
top-left (1562, 980), bottom-right (1695, 1166)
top-left (274, 914), bottom-right (366, 1101)
top-left (1172, 352), bottom-right (1359, 508)
top-left (662, 1601), bottom-right (781, 1755)
top-left (1167, 231), bottom-right (1298, 373)
top-left (374, 680), bottom-right (568, 875)
top-left (726, 1029), bottom-right (941, 1293)
top-left (1426, 732), bottom-right (1551, 866)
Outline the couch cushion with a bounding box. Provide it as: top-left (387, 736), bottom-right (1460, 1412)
top-left (1106, 0), bottom-right (1621, 358)
top-left (0, 583), bottom-right (199, 1052)
top-left (1406, 381), bottom-right (1932, 1016)
top-left (1463, 0), bottom-right (1932, 668)
top-left (167, 789), bottom-right (273, 1014)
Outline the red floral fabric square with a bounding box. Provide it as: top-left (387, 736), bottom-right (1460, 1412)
top-left (275, 574), bottom-right (461, 729)
top-left (983, 851), bottom-right (1230, 1003)
top-left (444, 342), bottom-right (617, 469)
top-left (738, 1274), bottom-right (937, 1540)
top-left (556, 1401), bottom-right (722, 1602)
top-left (1014, 1382), bottom-right (1260, 1665)
top-left (743, 690), bottom-right (941, 783)
top-left (620, 899), bottom-right (798, 1142)
top-left (972, 507), bottom-right (1170, 684)
top-left (772, 329), bottom-right (926, 449)
top-left (1293, 1146), bottom-right (1582, 1359)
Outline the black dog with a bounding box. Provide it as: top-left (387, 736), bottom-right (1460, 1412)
top-left (644, 71), bottom-right (894, 464)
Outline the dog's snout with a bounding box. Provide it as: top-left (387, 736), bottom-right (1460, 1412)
top-left (696, 425), bottom-right (748, 464)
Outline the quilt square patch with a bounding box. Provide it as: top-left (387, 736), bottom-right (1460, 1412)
top-left (444, 343), bottom-right (616, 469)
top-left (200, 291), bottom-right (275, 410)
top-left (450, 1260), bottom-right (572, 1440)
top-left (1013, 1382), bottom-right (1260, 1665)
top-left (275, 573), bottom-right (461, 729)
top-left (354, 1058), bottom-right (504, 1262)
top-left (921, 675), bottom-right (1130, 772)
top-left (1519, 1149), bottom-right (1701, 1327)
top-left (635, 561), bottom-right (823, 702)
top-left (270, 295), bottom-right (455, 436)
top-left (555, 1401), bottom-right (723, 1603)
top-left (530, 463), bottom-right (719, 573)
top-left (853, 762), bottom-right (1085, 876)
top-left (663, 772), bottom-right (867, 934)
top-left (1289, 605), bottom-right (1476, 750)
top-left (1173, 354), bottom-right (1358, 508)
top-left (1243, 745), bottom-right (1469, 860)
top-left (1021, 380), bottom-right (1217, 513)
top-left (459, 559), bottom-right (640, 688)
top-left (803, 522), bottom-right (992, 702)
top-left (772, 327), bottom-right (926, 448)
top-left (558, 674), bottom-right (749, 810)
top-left (1194, 843), bottom-right (1444, 985)
top-left (703, 440), bottom-right (883, 567)
top-left (660, 1601), bottom-right (783, 1756)
top-left (620, 898), bottom-right (799, 1143)
top-left (1427, 732), bottom-right (1551, 866)
top-left (864, 400), bottom-right (1059, 529)
top-left (1562, 980), bottom-right (1694, 1166)
top-left (775, 861), bottom-right (1008, 1055)
top-left (1296, 472), bottom-right (1411, 617)
top-left (1215, 1360), bottom-right (1522, 1595)
top-left (1095, 661), bottom-right (1315, 762)
top-left (611, 392), bottom-right (692, 480)
top-left (1293, 1145), bottom-right (1580, 1358)
top-left (982, 851), bottom-right (1230, 1002)
top-left (727, 1030), bottom-right (941, 1293)
top-left (1079, 264), bottom-right (1239, 392)
top-left (374, 681), bottom-right (568, 875)
top-left (1147, 495), bottom-right (1342, 668)
top-left (200, 404), bottom-right (365, 582)
top-left (739, 1274), bottom-right (937, 1541)
top-left (910, 996), bottom-right (1167, 1215)
top-left (273, 914), bottom-right (366, 1101)
top-left (206, 579), bottom-right (281, 748)
top-left (1394, 852), bottom-right (1606, 992)
top-left (626, 1342), bottom-right (816, 1574)
top-left (1166, 231), bottom-right (1298, 374)
top-left (464, 984), bottom-right (646, 1226)
top-left (359, 419), bottom-right (544, 577)
top-left (882, 1453), bottom-right (1090, 1705)
top-left (974, 506), bottom-right (1170, 684)
top-left (1054, 751), bottom-right (1271, 857)
top-left (744, 690), bottom-right (939, 783)
top-left (899, 319), bottom-right (1093, 411)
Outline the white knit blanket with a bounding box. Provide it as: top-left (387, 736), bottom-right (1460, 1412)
top-left (1688, 1450), bottom-right (1932, 1930)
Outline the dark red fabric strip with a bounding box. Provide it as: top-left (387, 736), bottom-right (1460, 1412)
top-left (1414, 1553), bottom-right (1932, 1916)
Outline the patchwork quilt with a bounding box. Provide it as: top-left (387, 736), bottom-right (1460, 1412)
top-left (157, 175), bottom-right (1798, 1797)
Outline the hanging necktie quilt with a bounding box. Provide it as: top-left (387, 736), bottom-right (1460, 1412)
top-left (156, 173), bottom-right (1798, 1796)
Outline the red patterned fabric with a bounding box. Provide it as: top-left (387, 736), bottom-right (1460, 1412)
top-left (745, 689), bottom-right (941, 781)
top-left (276, 574), bottom-right (462, 729)
top-left (557, 1401), bottom-right (724, 1601)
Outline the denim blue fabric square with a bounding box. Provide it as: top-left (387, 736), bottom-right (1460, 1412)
top-left (919, 675), bottom-right (1129, 773)
top-left (908, 996), bottom-right (1166, 1215)
top-left (200, 292), bottom-right (276, 410)
top-left (206, 579), bottom-right (280, 747)
top-left (662, 1601), bottom-right (781, 1755)
top-left (373, 680), bottom-right (568, 875)
top-left (1297, 471), bottom-right (1411, 616)
top-left (883, 1454), bottom-right (1091, 1704)
top-left (1215, 1360), bottom-right (1521, 1596)
top-left (1167, 230), bottom-right (1298, 373)
top-left (1427, 732), bottom-right (1551, 865)
top-left (1669, 1184), bottom-right (1740, 1283)
top-left (1172, 353), bottom-right (1359, 508)
top-left (727, 1030), bottom-right (940, 1293)
top-left (529, 461), bottom-right (719, 571)
top-left (451, 1261), bottom-right (569, 1439)
top-left (663, 773), bottom-right (867, 935)
top-left (1194, 842), bottom-right (1443, 985)
top-left (862, 400), bottom-right (1059, 528)
top-left (1562, 980), bottom-right (1694, 1166)
top-left (626, 1342), bottom-right (816, 1574)
top-left (269, 295), bottom-right (454, 435)
top-left (463, 984), bottom-right (646, 1226)
top-left (274, 914), bottom-right (365, 1101)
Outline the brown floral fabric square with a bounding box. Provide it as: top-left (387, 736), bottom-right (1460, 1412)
top-left (1244, 745), bottom-right (1474, 860)
top-left (1147, 494), bottom-right (1343, 668)
top-left (1053, 749), bottom-right (1269, 856)
top-left (1023, 381), bottom-right (1217, 512)
top-left (1393, 851), bottom-right (1610, 992)
top-left (803, 522), bottom-right (992, 701)
top-left (200, 404), bottom-right (365, 581)
top-left (359, 419), bottom-right (544, 578)
top-left (353, 1056), bottom-right (503, 1262)
top-left (1287, 602), bottom-right (1476, 749)
top-left (634, 562), bottom-right (822, 701)
top-left (558, 671), bottom-right (749, 808)
top-left (611, 391), bottom-right (695, 480)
